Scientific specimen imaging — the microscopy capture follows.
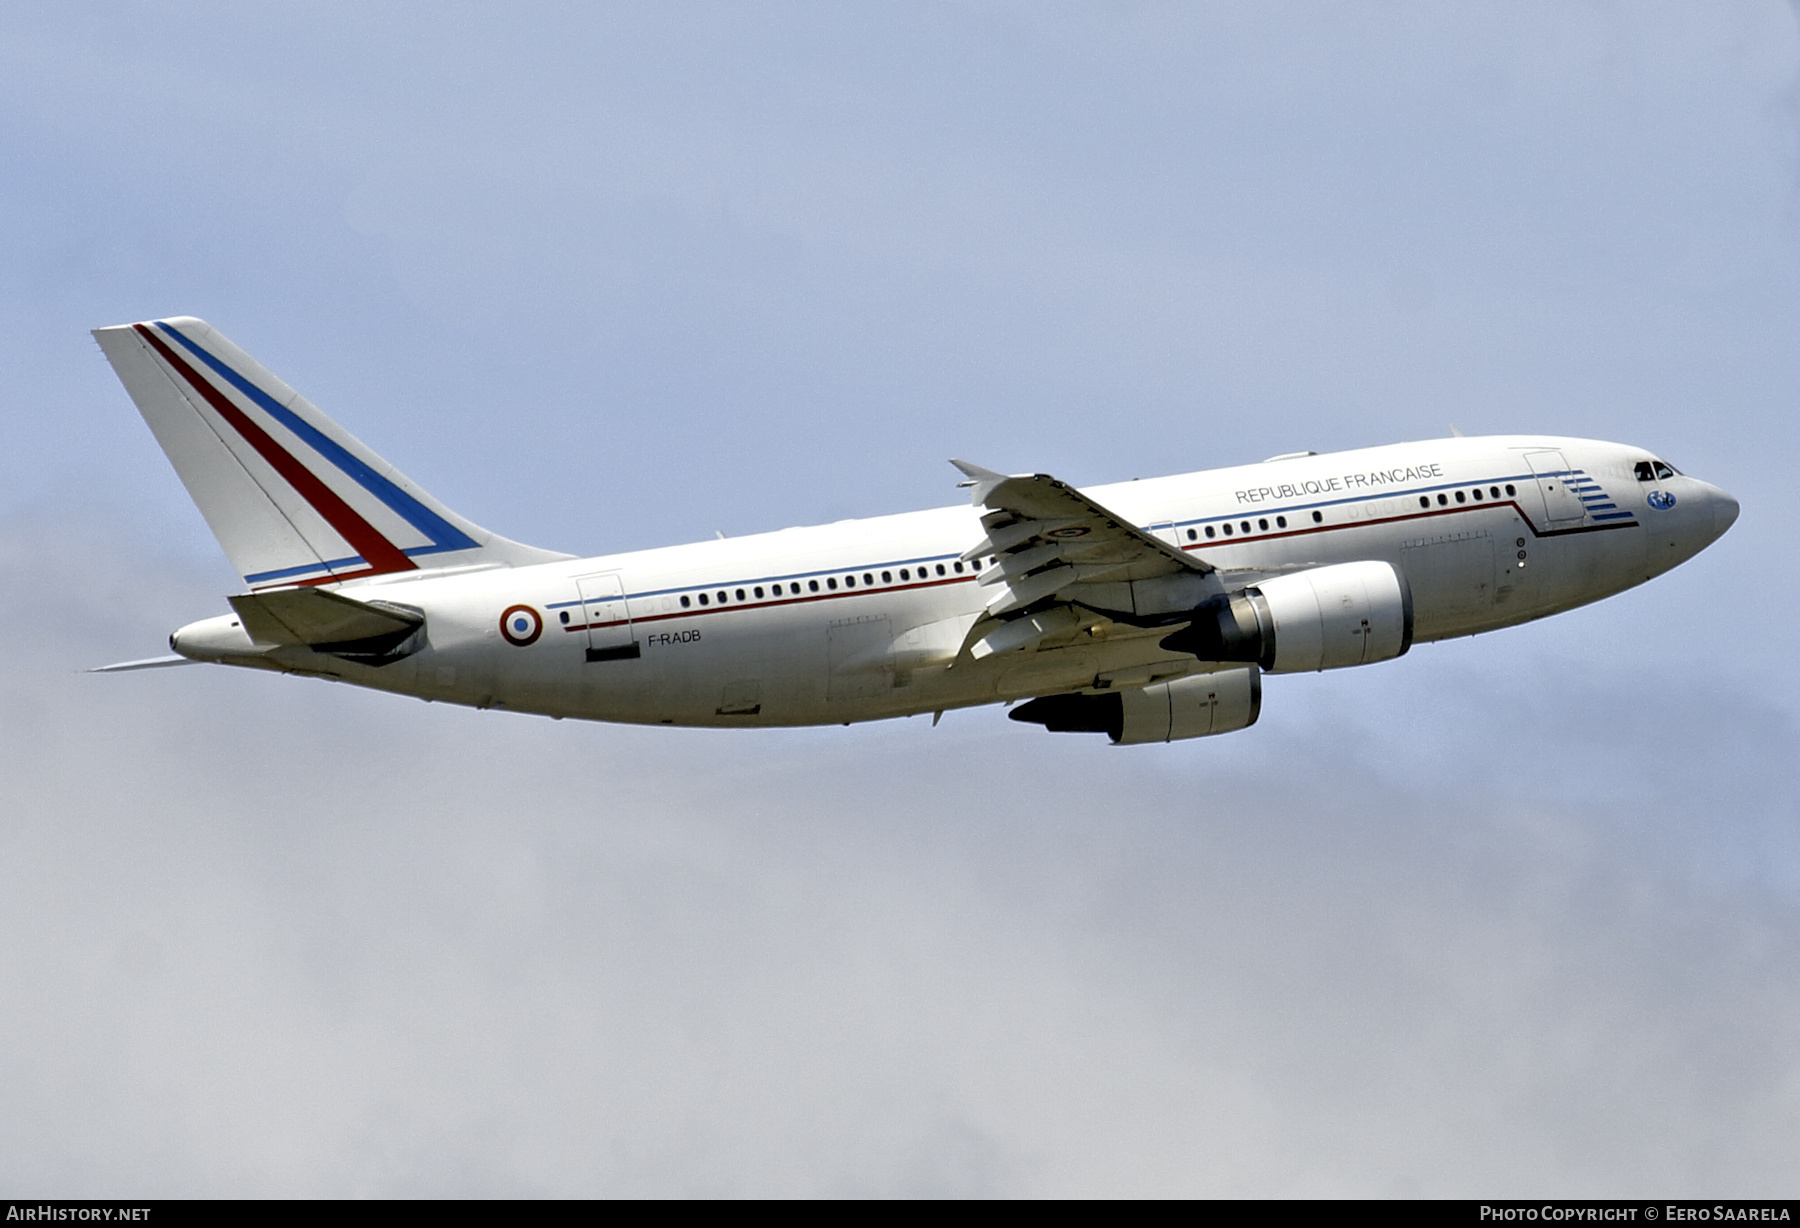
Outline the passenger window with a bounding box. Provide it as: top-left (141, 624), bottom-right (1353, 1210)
top-left (900, 568), bottom-right (910, 581)
top-left (1419, 496), bottom-right (1430, 509)
top-left (698, 593), bottom-right (709, 606)
top-left (735, 589), bottom-right (746, 601)
top-left (827, 577), bottom-right (838, 590)
top-left (864, 573), bottom-right (874, 585)
top-left (1276, 516), bottom-right (1287, 528)
top-left (1311, 511), bottom-right (1323, 523)
top-left (1490, 486), bottom-right (1500, 499)
top-left (681, 595), bottom-right (691, 608)
top-left (1258, 518), bottom-right (1268, 531)
top-left (1240, 521), bottom-right (1251, 534)
top-left (1186, 528), bottom-right (1197, 541)
top-left (1205, 525), bottom-right (1216, 538)
top-left (936, 564), bottom-right (946, 576)
top-left (881, 571), bottom-right (892, 583)
top-left (1222, 523), bottom-right (1234, 537)
top-left (953, 561), bottom-right (964, 573)
top-left (1505, 484), bottom-right (1516, 496)
top-left (1437, 494), bottom-right (1448, 506)
top-left (559, 611), bottom-right (570, 624)
top-left (717, 591), bottom-right (727, 603)
top-left (754, 587), bottom-right (764, 598)
top-left (809, 580), bottom-right (819, 593)
top-left (1455, 490), bottom-right (1466, 503)
top-left (845, 575), bottom-right (855, 588)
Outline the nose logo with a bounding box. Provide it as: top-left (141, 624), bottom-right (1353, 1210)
top-left (1647, 490), bottom-right (1677, 511)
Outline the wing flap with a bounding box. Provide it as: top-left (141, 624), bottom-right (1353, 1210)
top-left (969, 606), bottom-right (1090, 659)
top-left (949, 459), bottom-right (1218, 661)
top-left (984, 563), bottom-right (1081, 615)
top-left (950, 460), bottom-right (1210, 582)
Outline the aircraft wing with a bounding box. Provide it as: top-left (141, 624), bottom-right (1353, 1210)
top-left (952, 460), bottom-right (1212, 657)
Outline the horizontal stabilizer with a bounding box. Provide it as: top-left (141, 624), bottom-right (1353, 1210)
top-left (229, 588), bottom-right (422, 653)
top-left (87, 655), bottom-right (198, 673)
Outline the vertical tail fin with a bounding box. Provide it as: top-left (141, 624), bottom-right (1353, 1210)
top-left (94, 317), bottom-right (569, 589)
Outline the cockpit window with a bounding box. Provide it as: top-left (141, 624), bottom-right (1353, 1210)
top-left (1635, 459), bottom-right (1678, 482)
top-left (1654, 461), bottom-right (1675, 480)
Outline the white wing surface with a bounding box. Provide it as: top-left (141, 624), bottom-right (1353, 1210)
top-left (951, 460), bottom-right (1213, 659)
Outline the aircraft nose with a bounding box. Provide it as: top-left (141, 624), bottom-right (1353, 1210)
top-left (1711, 487), bottom-right (1740, 538)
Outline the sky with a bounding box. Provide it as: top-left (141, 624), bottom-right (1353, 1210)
top-left (2, 0), bottom-right (1797, 1197)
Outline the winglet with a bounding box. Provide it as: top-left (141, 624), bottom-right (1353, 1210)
top-left (949, 459), bottom-right (1013, 506)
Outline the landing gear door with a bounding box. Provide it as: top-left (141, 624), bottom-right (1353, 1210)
top-left (577, 572), bottom-right (639, 661)
top-left (1523, 450), bottom-right (1585, 527)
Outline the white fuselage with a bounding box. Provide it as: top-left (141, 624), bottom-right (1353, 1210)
top-left (176, 435), bottom-right (1735, 729)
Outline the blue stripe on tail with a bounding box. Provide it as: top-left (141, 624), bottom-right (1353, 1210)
top-left (155, 322), bottom-right (479, 555)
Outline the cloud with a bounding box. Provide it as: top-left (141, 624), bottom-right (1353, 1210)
top-left (1, 519), bottom-right (1794, 1196)
top-left (2, 1), bottom-right (1797, 1197)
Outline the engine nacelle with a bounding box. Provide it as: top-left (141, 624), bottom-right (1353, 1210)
top-left (1009, 666), bottom-right (1261, 744)
top-left (1160, 559), bottom-right (1412, 673)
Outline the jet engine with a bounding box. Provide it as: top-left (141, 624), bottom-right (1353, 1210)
top-left (1010, 666), bottom-right (1261, 744)
top-left (1160, 559), bottom-right (1412, 673)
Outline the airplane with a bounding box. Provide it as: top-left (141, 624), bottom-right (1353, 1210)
top-left (90, 317), bottom-right (1738, 744)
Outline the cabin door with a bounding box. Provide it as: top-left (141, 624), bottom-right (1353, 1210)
top-left (1523, 451), bottom-right (1585, 528)
top-left (577, 572), bottom-right (639, 661)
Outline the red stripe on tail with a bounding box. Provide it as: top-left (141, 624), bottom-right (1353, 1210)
top-left (135, 324), bottom-right (415, 583)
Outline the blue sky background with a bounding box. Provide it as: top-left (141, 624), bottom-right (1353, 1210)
top-left (2, 1), bottom-right (1797, 1196)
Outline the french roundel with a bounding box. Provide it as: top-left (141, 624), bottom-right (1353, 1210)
top-left (499, 604), bottom-right (543, 646)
